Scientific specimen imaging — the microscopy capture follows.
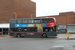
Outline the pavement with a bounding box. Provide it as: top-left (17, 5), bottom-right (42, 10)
top-left (0, 35), bottom-right (13, 39)
top-left (0, 35), bottom-right (9, 37)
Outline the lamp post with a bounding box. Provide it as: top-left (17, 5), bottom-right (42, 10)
top-left (31, 14), bottom-right (35, 18)
top-left (14, 12), bottom-right (17, 19)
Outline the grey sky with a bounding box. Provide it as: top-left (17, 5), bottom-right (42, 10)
top-left (31, 0), bottom-right (75, 17)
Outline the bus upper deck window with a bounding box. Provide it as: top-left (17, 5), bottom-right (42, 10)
top-left (50, 19), bottom-right (54, 22)
top-left (44, 19), bottom-right (47, 23)
top-left (23, 20), bottom-right (27, 23)
top-left (28, 20), bottom-right (34, 23)
top-left (41, 19), bottom-right (43, 23)
top-left (34, 19), bottom-right (40, 23)
top-left (16, 20), bottom-right (23, 24)
top-left (47, 19), bottom-right (50, 23)
top-left (32, 20), bottom-right (34, 23)
top-left (41, 19), bottom-right (47, 23)
top-left (47, 18), bottom-right (54, 22)
top-left (28, 20), bottom-right (32, 23)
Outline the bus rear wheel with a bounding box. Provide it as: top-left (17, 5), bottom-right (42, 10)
top-left (42, 34), bottom-right (47, 38)
top-left (16, 34), bottom-right (21, 38)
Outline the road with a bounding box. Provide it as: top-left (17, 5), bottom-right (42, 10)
top-left (0, 34), bottom-right (75, 50)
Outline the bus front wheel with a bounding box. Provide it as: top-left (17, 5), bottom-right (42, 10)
top-left (42, 34), bottom-right (47, 38)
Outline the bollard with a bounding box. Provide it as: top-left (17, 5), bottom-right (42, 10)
top-left (67, 32), bottom-right (69, 39)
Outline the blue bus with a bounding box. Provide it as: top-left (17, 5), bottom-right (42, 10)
top-left (9, 17), bottom-right (57, 38)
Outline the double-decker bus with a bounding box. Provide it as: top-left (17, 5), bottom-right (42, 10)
top-left (9, 17), bottom-right (57, 38)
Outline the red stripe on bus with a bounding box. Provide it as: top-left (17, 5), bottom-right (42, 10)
top-left (14, 32), bottom-right (43, 34)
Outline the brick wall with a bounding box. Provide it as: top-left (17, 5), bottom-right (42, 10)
top-left (0, 0), bottom-right (36, 23)
top-left (13, 0), bottom-right (36, 19)
top-left (0, 0), bottom-right (13, 23)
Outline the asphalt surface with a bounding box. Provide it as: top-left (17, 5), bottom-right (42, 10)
top-left (0, 34), bottom-right (75, 50)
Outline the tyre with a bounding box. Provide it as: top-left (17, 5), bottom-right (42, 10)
top-left (16, 34), bottom-right (21, 38)
top-left (42, 33), bottom-right (47, 38)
